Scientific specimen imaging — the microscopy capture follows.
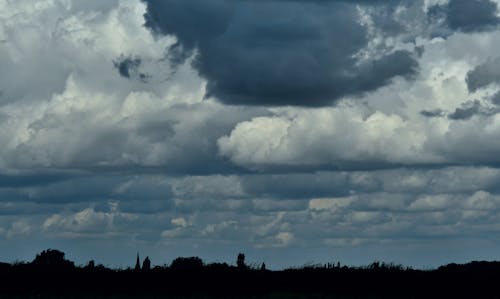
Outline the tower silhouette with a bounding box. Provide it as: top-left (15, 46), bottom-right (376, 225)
top-left (142, 256), bottom-right (151, 271)
top-left (135, 253), bottom-right (141, 271)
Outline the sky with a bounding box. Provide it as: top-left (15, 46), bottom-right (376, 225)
top-left (3, 0), bottom-right (500, 269)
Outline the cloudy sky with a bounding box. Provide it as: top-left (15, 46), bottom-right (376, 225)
top-left (3, 0), bottom-right (500, 269)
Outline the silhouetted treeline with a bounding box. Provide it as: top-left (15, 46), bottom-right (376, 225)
top-left (1, 249), bottom-right (500, 298)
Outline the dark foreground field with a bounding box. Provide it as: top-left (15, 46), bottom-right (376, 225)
top-left (2, 249), bottom-right (500, 299)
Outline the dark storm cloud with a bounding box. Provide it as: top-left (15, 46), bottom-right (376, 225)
top-left (448, 100), bottom-right (482, 120)
top-left (491, 91), bottom-right (500, 105)
top-left (425, 0), bottom-right (500, 38)
top-left (240, 173), bottom-right (352, 199)
top-left (445, 99), bottom-right (500, 121)
top-left (19, 176), bottom-right (173, 204)
top-left (466, 57), bottom-right (500, 92)
top-left (445, 0), bottom-right (500, 32)
top-left (236, 168), bottom-right (500, 202)
top-left (114, 56), bottom-right (140, 78)
top-left (113, 55), bottom-right (150, 82)
top-left (420, 109), bottom-right (445, 118)
top-left (142, 0), bottom-right (418, 106)
top-left (0, 173), bottom-right (72, 188)
top-left (114, 199), bottom-right (173, 214)
top-left (22, 176), bottom-right (125, 203)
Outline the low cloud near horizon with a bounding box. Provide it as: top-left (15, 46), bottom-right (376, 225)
top-left (2, 0), bottom-right (500, 268)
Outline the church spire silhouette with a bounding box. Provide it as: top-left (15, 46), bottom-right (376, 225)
top-left (135, 252), bottom-right (141, 271)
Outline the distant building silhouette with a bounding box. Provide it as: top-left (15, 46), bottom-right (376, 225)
top-left (142, 256), bottom-right (151, 271)
top-left (135, 253), bottom-right (141, 271)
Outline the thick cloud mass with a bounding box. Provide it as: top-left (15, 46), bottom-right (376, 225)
top-left (142, 0), bottom-right (418, 106)
top-left (445, 0), bottom-right (500, 32)
top-left (467, 57), bottom-right (500, 92)
top-left (5, 0), bottom-right (500, 269)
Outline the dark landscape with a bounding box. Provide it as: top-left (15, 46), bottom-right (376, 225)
top-left (2, 249), bottom-right (500, 299)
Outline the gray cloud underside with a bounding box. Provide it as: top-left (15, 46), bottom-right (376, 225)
top-left (141, 0), bottom-right (500, 107)
top-left (142, 0), bottom-right (419, 106)
top-left (467, 57), bottom-right (500, 92)
top-left (444, 0), bottom-right (500, 33)
top-left (4, 167), bottom-right (500, 268)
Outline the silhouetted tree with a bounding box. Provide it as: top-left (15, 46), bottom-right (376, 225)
top-left (142, 256), bottom-right (151, 271)
top-left (370, 261), bottom-right (380, 270)
top-left (31, 249), bottom-right (74, 269)
top-left (170, 257), bottom-right (203, 271)
top-left (86, 260), bottom-right (95, 269)
top-left (206, 262), bottom-right (230, 271)
top-left (237, 253), bottom-right (246, 269)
